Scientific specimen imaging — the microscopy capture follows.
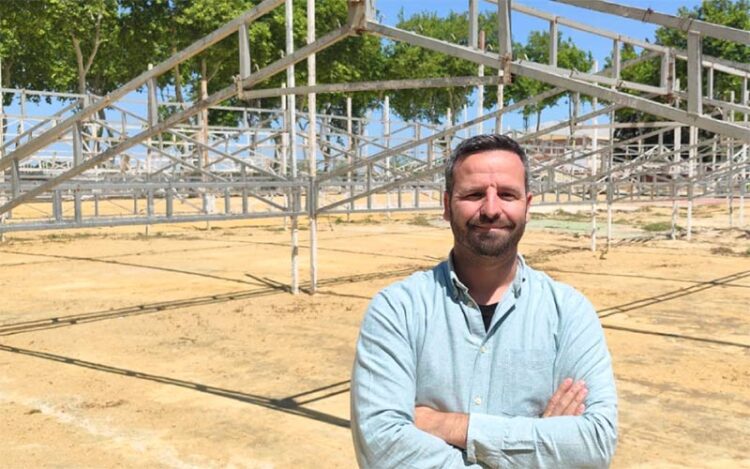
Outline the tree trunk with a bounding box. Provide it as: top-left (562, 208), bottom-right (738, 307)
top-left (535, 109), bottom-right (542, 133)
top-left (71, 13), bottom-right (103, 97)
top-left (173, 46), bottom-right (183, 103)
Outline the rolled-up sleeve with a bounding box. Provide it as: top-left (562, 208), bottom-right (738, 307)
top-left (465, 292), bottom-right (618, 468)
top-left (351, 291), bottom-right (478, 468)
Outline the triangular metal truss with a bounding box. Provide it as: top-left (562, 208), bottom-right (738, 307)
top-left (1, 0), bottom-right (748, 292)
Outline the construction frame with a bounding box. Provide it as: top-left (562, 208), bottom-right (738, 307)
top-left (0, 0), bottom-right (748, 294)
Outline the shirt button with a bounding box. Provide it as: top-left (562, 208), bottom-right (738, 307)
top-left (480, 346), bottom-right (488, 353)
top-left (474, 396), bottom-right (482, 405)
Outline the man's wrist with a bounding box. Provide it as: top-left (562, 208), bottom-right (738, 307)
top-left (444, 412), bottom-right (469, 449)
top-left (414, 406), bottom-right (469, 449)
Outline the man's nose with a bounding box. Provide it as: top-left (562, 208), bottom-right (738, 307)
top-left (480, 193), bottom-right (502, 220)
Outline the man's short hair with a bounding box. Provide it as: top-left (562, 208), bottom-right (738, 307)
top-left (444, 134), bottom-right (530, 194)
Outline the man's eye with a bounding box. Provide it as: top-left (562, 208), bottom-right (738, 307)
top-left (500, 193), bottom-right (518, 200)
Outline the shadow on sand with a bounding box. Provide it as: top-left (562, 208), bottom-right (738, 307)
top-left (0, 343), bottom-right (351, 429)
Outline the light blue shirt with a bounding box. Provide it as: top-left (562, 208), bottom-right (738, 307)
top-left (351, 255), bottom-right (618, 468)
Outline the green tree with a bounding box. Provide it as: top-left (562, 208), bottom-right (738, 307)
top-left (610, 0), bottom-right (749, 141)
top-left (0, 1), bottom-right (59, 103)
top-left (507, 31), bottom-right (592, 131)
top-left (656, 0), bottom-right (749, 101)
top-left (383, 10), bottom-right (591, 130)
top-left (384, 10), bottom-right (478, 125)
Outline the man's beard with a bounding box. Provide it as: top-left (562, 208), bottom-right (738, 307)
top-left (450, 212), bottom-right (526, 258)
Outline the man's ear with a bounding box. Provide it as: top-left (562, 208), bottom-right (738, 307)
top-left (525, 192), bottom-right (533, 223)
top-left (442, 191), bottom-right (451, 221)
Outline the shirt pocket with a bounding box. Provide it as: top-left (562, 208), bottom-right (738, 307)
top-left (501, 348), bottom-right (555, 417)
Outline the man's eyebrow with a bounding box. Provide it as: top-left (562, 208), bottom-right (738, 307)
top-left (458, 183), bottom-right (522, 192)
top-left (455, 185), bottom-right (485, 194)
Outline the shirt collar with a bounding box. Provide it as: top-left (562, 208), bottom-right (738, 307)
top-left (446, 251), bottom-right (526, 301)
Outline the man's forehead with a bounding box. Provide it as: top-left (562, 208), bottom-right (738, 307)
top-left (464, 148), bottom-right (520, 158)
top-left (453, 151), bottom-right (525, 178)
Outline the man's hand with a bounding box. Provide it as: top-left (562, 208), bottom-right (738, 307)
top-left (414, 406), bottom-right (469, 449)
top-left (543, 378), bottom-right (588, 417)
top-left (415, 378), bottom-right (586, 449)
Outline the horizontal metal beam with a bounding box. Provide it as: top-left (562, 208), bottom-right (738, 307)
top-left (512, 62), bottom-right (750, 142)
top-left (239, 75), bottom-right (505, 99)
top-left (672, 49), bottom-right (750, 76)
top-left (320, 205), bottom-right (444, 216)
top-left (515, 59), bottom-right (668, 96)
top-left (317, 164), bottom-right (445, 213)
top-left (676, 92), bottom-right (750, 116)
top-left (0, 210), bottom-right (306, 234)
top-left (367, 22), bottom-right (500, 69)
top-left (555, 0), bottom-right (750, 45)
top-left (512, 1), bottom-right (669, 53)
top-left (1, 180), bottom-right (302, 192)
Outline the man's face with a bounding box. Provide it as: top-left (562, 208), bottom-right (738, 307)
top-left (443, 150), bottom-right (532, 258)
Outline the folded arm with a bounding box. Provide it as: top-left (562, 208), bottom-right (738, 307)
top-left (466, 295), bottom-right (618, 468)
top-left (416, 295), bottom-right (617, 468)
top-left (415, 378), bottom-right (601, 467)
top-left (350, 292), bottom-right (479, 468)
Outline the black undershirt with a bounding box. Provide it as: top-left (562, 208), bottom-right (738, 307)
top-left (478, 303), bottom-right (498, 332)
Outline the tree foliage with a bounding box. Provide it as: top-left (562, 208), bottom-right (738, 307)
top-left (656, 0), bottom-right (750, 100)
top-left (384, 11), bottom-right (477, 124)
top-left (0, 0), bottom-right (385, 123)
top-left (611, 0), bottom-right (749, 140)
top-left (383, 10), bottom-right (591, 128)
top-left (12, 0), bottom-right (744, 136)
top-left (509, 31), bottom-right (592, 131)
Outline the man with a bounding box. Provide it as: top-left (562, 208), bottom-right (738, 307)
top-left (350, 134), bottom-right (617, 468)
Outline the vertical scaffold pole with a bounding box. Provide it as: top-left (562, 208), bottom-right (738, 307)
top-left (0, 59), bottom-right (5, 242)
top-left (384, 95), bottom-right (391, 218)
top-left (607, 40), bottom-right (620, 248)
top-left (469, 0), bottom-right (478, 50)
top-left (200, 62), bottom-right (210, 230)
top-left (463, 106), bottom-right (469, 138)
top-left (687, 126), bottom-right (696, 241)
top-left (672, 123), bottom-right (682, 240)
top-left (146, 63), bottom-right (158, 235)
top-left (239, 23), bottom-right (252, 79)
top-left (496, 0), bottom-right (512, 85)
top-left (549, 18), bottom-right (558, 67)
top-left (239, 25), bottom-right (251, 218)
top-left (469, 0), bottom-right (483, 134)
top-left (728, 91), bottom-right (735, 229)
top-left (686, 32), bottom-right (702, 242)
top-left (0, 58), bottom-right (7, 243)
top-left (470, 0), bottom-right (482, 132)
top-left (281, 83), bottom-right (288, 178)
top-left (606, 122), bottom-right (613, 249)
top-left (496, 77), bottom-right (504, 134)
top-left (286, 0), bottom-right (299, 294)
top-left (307, 0), bottom-right (318, 294)
top-left (347, 97), bottom-right (353, 220)
top-left (477, 31), bottom-right (485, 135)
top-left (590, 60), bottom-right (599, 252)
top-left (73, 118), bottom-right (84, 225)
top-left (740, 78), bottom-right (748, 228)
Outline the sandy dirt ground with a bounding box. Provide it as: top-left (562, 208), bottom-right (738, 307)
top-left (0, 202), bottom-right (748, 468)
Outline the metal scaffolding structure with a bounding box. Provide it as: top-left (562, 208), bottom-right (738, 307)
top-left (1, 0), bottom-right (748, 293)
